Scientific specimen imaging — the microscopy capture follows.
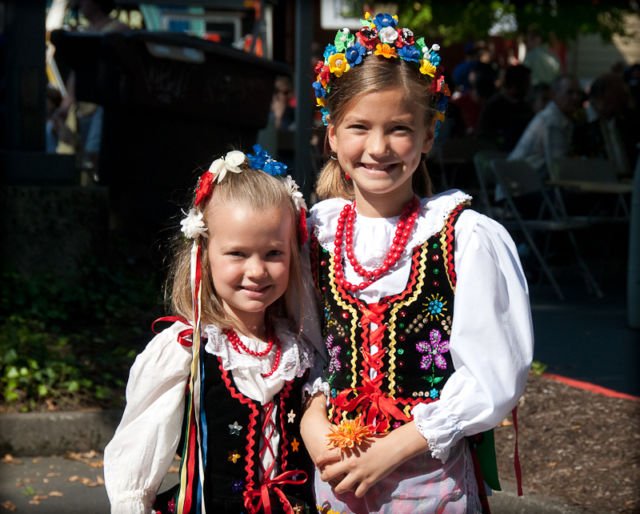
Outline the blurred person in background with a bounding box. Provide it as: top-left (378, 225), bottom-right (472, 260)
top-left (509, 74), bottom-right (583, 178)
top-left (523, 26), bottom-right (560, 87)
top-left (451, 65), bottom-right (497, 135)
top-left (477, 64), bottom-right (534, 152)
top-left (574, 73), bottom-right (639, 178)
top-left (52, 0), bottom-right (128, 174)
top-left (531, 82), bottom-right (552, 113)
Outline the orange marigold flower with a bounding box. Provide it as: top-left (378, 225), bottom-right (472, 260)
top-left (326, 416), bottom-right (373, 450)
top-left (374, 43), bottom-right (397, 59)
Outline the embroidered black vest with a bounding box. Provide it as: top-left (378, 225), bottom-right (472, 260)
top-left (311, 202), bottom-right (468, 434)
top-left (166, 349), bottom-right (314, 514)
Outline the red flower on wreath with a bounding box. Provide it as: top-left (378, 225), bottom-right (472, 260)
top-left (356, 27), bottom-right (379, 50)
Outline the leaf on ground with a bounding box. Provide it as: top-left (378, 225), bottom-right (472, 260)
top-left (49, 491), bottom-right (64, 497)
top-left (20, 485), bottom-right (36, 496)
top-left (1, 455), bottom-right (20, 465)
top-left (1, 500), bottom-right (17, 511)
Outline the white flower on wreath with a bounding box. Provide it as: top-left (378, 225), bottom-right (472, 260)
top-left (378, 26), bottom-right (398, 45)
top-left (283, 175), bottom-right (307, 211)
top-left (209, 150), bottom-right (246, 183)
top-left (180, 208), bottom-right (207, 239)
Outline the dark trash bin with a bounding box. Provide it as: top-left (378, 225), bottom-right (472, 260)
top-left (51, 29), bottom-right (289, 260)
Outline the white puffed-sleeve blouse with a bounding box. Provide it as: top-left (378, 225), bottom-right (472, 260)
top-left (308, 190), bottom-right (534, 462)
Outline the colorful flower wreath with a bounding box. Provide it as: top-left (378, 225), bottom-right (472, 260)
top-left (312, 12), bottom-right (450, 131)
top-left (180, 145), bottom-right (308, 243)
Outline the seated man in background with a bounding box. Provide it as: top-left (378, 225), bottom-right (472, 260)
top-left (508, 74), bottom-right (583, 178)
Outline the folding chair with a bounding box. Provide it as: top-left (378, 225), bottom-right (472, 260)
top-left (472, 150), bottom-right (507, 217)
top-left (491, 159), bottom-right (603, 300)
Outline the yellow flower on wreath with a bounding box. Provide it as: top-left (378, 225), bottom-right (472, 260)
top-left (374, 43), bottom-right (397, 59)
top-left (328, 53), bottom-right (350, 77)
top-left (420, 59), bottom-right (437, 77)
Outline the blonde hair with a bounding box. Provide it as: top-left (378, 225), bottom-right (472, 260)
top-left (315, 57), bottom-right (436, 200)
top-left (168, 169), bottom-right (303, 331)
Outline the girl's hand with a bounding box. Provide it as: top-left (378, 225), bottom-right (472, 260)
top-left (299, 393), bottom-right (342, 468)
top-left (319, 421), bottom-right (429, 498)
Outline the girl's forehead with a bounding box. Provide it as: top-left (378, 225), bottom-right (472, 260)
top-left (206, 198), bottom-right (292, 226)
top-left (339, 89), bottom-right (426, 121)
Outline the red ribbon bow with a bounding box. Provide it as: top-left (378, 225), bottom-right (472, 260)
top-left (335, 381), bottom-right (410, 433)
top-left (243, 469), bottom-right (308, 514)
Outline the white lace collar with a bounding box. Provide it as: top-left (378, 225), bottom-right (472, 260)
top-left (203, 320), bottom-right (312, 404)
top-left (309, 189), bottom-right (472, 253)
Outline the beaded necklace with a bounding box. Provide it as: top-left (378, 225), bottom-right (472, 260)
top-left (223, 328), bottom-right (282, 378)
top-left (333, 196), bottom-right (420, 291)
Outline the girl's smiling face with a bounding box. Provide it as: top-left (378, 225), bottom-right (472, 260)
top-left (327, 87), bottom-right (434, 216)
top-left (206, 200), bottom-right (293, 335)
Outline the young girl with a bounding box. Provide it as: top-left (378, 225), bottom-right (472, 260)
top-left (301, 13), bottom-right (534, 513)
top-left (104, 147), bottom-right (319, 513)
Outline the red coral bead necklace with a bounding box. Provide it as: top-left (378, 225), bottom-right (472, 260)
top-left (223, 328), bottom-right (282, 378)
top-left (334, 196), bottom-right (420, 292)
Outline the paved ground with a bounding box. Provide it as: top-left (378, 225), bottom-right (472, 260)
top-left (0, 454), bottom-right (585, 514)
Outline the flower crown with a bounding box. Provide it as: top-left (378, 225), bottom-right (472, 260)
top-left (313, 12), bottom-right (450, 130)
top-left (180, 145), bottom-right (307, 243)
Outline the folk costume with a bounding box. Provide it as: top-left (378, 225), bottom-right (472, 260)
top-left (104, 147), bottom-right (318, 514)
top-left (104, 321), bottom-right (315, 514)
top-left (308, 191), bottom-right (533, 513)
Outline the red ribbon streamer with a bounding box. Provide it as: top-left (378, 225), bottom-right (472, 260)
top-left (151, 316), bottom-right (193, 347)
top-left (512, 406), bottom-right (523, 496)
top-left (243, 469), bottom-right (308, 514)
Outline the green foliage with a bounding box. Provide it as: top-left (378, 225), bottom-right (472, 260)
top-left (0, 264), bottom-right (163, 412)
top-left (396, 1), bottom-right (637, 43)
top-left (531, 360), bottom-right (548, 376)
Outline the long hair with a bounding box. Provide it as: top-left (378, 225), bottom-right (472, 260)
top-left (168, 170), bottom-right (303, 331)
top-left (315, 57), bottom-right (436, 201)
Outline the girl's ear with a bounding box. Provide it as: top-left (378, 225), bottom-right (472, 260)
top-left (421, 119), bottom-right (437, 154)
top-left (327, 123), bottom-right (338, 153)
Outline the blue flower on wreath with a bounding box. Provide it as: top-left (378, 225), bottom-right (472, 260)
top-left (323, 44), bottom-right (337, 60)
top-left (373, 13), bottom-right (396, 29)
top-left (312, 81), bottom-right (326, 98)
top-left (321, 107), bottom-right (330, 125)
top-left (263, 159), bottom-right (287, 176)
top-left (429, 52), bottom-right (442, 66)
top-left (398, 44), bottom-right (421, 63)
top-left (436, 95), bottom-right (449, 111)
top-left (345, 42), bottom-right (367, 66)
top-left (247, 144), bottom-right (287, 176)
top-left (429, 388), bottom-right (439, 399)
